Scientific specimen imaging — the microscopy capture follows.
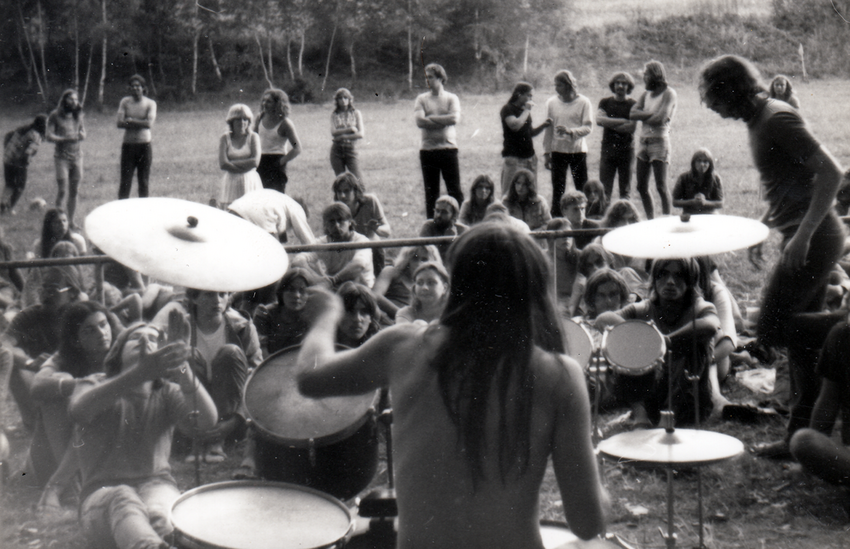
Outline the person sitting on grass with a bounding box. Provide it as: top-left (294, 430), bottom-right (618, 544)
top-left (296, 223), bottom-right (608, 548)
top-left (596, 258), bottom-right (720, 427)
top-left (482, 201), bottom-right (530, 233)
top-left (395, 261), bottom-right (449, 325)
top-left (152, 289), bottom-right (261, 463)
top-left (371, 245), bottom-right (442, 318)
top-left (29, 301), bottom-right (121, 512)
top-left (335, 282), bottom-right (383, 348)
top-left (332, 172), bottom-right (391, 276)
top-left (253, 267), bottom-right (320, 357)
top-left (768, 74), bottom-right (800, 110)
top-left (293, 203), bottom-right (374, 289)
top-left (418, 195), bottom-right (468, 261)
top-left (560, 190), bottom-right (600, 250)
top-left (568, 243), bottom-right (614, 318)
top-left (3, 113), bottom-right (47, 215)
top-left (458, 174), bottom-right (497, 226)
top-left (583, 179), bottom-right (608, 221)
top-left (70, 322), bottom-right (217, 549)
top-left (672, 148), bottom-right (724, 215)
top-left (545, 217), bottom-right (579, 315)
top-left (31, 208), bottom-right (87, 260)
top-left (789, 319), bottom-right (850, 488)
top-left (3, 266), bottom-right (85, 432)
top-left (502, 168), bottom-right (551, 232)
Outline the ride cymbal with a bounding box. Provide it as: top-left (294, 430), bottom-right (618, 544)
top-left (598, 428), bottom-right (744, 467)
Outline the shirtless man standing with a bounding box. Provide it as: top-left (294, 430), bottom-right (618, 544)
top-left (117, 74), bottom-right (157, 199)
top-left (297, 223), bottom-right (607, 549)
top-left (630, 60), bottom-right (677, 219)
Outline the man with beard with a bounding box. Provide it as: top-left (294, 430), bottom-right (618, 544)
top-left (418, 195), bottom-right (468, 260)
top-left (117, 75), bottom-right (157, 199)
top-left (630, 60), bottom-right (677, 219)
top-left (152, 289), bottom-right (260, 463)
top-left (295, 202), bottom-right (374, 289)
top-left (699, 55), bottom-right (845, 458)
top-left (596, 72), bottom-right (637, 201)
top-left (46, 89), bottom-right (86, 228)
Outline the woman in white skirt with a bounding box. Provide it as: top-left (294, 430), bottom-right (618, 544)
top-left (214, 104), bottom-right (262, 209)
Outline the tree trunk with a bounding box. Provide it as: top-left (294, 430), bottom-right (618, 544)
top-left (407, 10), bottom-right (413, 90)
top-left (17, 4), bottom-right (47, 105)
top-left (523, 33), bottom-right (529, 77)
top-left (321, 21), bottom-right (337, 92)
top-left (14, 32), bottom-right (34, 89)
top-left (191, 29), bottom-right (199, 95)
top-left (267, 34), bottom-right (273, 82)
top-left (81, 41), bottom-right (94, 106)
top-left (254, 34), bottom-right (273, 89)
top-left (36, 0), bottom-right (50, 98)
top-left (285, 34), bottom-right (295, 81)
top-left (74, 11), bottom-right (80, 90)
top-left (298, 31), bottom-right (305, 77)
top-left (208, 35), bottom-right (222, 81)
top-left (97, 0), bottom-right (107, 109)
top-left (349, 40), bottom-right (356, 84)
top-left (147, 59), bottom-right (158, 96)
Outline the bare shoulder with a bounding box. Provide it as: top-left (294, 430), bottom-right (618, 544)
top-left (531, 347), bottom-right (584, 395)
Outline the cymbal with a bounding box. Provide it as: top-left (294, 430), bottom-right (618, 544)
top-left (602, 214), bottom-right (769, 258)
top-left (598, 428), bottom-right (744, 467)
top-left (85, 198), bottom-right (288, 292)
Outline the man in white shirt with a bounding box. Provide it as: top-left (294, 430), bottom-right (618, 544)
top-left (227, 188), bottom-right (315, 244)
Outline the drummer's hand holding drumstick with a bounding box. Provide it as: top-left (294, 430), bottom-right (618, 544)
top-left (302, 287), bottom-right (344, 330)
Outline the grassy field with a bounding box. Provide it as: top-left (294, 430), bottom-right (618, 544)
top-left (2, 76), bottom-right (850, 548)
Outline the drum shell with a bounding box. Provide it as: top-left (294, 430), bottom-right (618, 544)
top-left (171, 480), bottom-right (353, 549)
top-left (244, 345), bottom-right (380, 501)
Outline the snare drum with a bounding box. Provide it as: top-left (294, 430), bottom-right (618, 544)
top-left (171, 480), bottom-right (353, 549)
top-left (602, 320), bottom-right (666, 376)
top-left (244, 345), bottom-right (380, 500)
top-left (564, 319), bottom-right (594, 371)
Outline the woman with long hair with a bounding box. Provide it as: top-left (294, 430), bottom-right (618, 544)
top-left (255, 89), bottom-right (302, 193)
top-left (768, 75), bottom-right (800, 109)
top-left (502, 168), bottom-right (551, 231)
top-left (330, 88), bottom-right (364, 180)
top-left (34, 208), bottom-right (86, 259)
top-left (458, 174), bottom-right (496, 226)
top-left (395, 262), bottom-right (449, 325)
top-left (672, 148), bottom-right (723, 214)
top-left (372, 245), bottom-right (442, 319)
top-left (215, 104), bottom-right (262, 210)
top-left (29, 301), bottom-right (121, 510)
top-left (297, 224), bottom-right (607, 547)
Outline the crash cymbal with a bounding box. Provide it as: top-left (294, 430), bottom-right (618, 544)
top-left (86, 198), bottom-right (288, 292)
top-left (602, 214), bottom-right (769, 259)
top-left (598, 428), bottom-right (744, 467)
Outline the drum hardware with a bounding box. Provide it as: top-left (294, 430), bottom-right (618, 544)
top-left (348, 388), bottom-right (398, 549)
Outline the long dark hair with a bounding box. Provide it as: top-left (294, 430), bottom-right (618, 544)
top-left (40, 208), bottom-right (73, 259)
top-left (58, 301), bottom-right (120, 378)
top-left (649, 258), bottom-right (702, 306)
top-left (436, 223), bottom-right (564, 487)
top-left (689, 148), bottom-right (716, 182)
top-left (699, 55), bottom-right (766, 122)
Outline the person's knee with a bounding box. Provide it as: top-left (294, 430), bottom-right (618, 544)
top-left (213, 344), bottom-right (248, 370)
top-left (789, 428), bottom-right (822, 461)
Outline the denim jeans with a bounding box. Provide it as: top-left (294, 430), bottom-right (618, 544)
top-left (81, 480), bottom-right (178, 549)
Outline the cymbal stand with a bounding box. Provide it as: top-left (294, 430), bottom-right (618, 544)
top-left (188, 308), bottom-right (201, 487)
top-left (591, 346), bottom-right (603, 448)
top-left (353, 388), bottom-right (397, 549)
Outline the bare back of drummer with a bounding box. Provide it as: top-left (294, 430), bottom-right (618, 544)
top-left (297, 223), bottom-right (607, 549)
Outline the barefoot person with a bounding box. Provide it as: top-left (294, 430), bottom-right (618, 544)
top-left (116, 75), bottom-right (157, 199)
top-left (297, 223), bottom-right (607, 548)
top-left (630, 60), bottom-right (677, 219)
top-left (699, 55), bottom-right (845, 457)
top-left (46, 89), bottom-right (85, 228)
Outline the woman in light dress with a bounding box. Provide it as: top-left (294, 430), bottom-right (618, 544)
top-left (214, 104), bottom-right (262, 209)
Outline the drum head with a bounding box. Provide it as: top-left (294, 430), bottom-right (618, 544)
top-left (171, 481), bottom-right (353, 549)
top-left (603, 320), bottom-right (665, 374)
top-left (563, 319), bottom-right (593, 370)
top-left (245, 345), bottom-right (379, 446)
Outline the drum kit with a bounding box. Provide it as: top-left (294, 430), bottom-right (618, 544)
top-left (86, 201), bottom-right (768, 549)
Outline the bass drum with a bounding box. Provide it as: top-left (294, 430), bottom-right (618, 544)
top-left (244, 345), bottom-right (380, 501)
top-left (171, 480), bottom-right (353, 549)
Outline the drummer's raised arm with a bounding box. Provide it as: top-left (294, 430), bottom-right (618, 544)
top-left (593, 311), bottom-right (625, 331)
top-left (297, 287), bottom-right (418, 397)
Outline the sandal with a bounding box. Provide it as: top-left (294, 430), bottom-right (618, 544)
top-left (204, 444), bottom-right (227, 464)
top-left (231, 465), bottom-right (258, 480)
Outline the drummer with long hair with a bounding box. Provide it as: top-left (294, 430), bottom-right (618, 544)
top-left (297, 223), bottom-right (607, 548)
